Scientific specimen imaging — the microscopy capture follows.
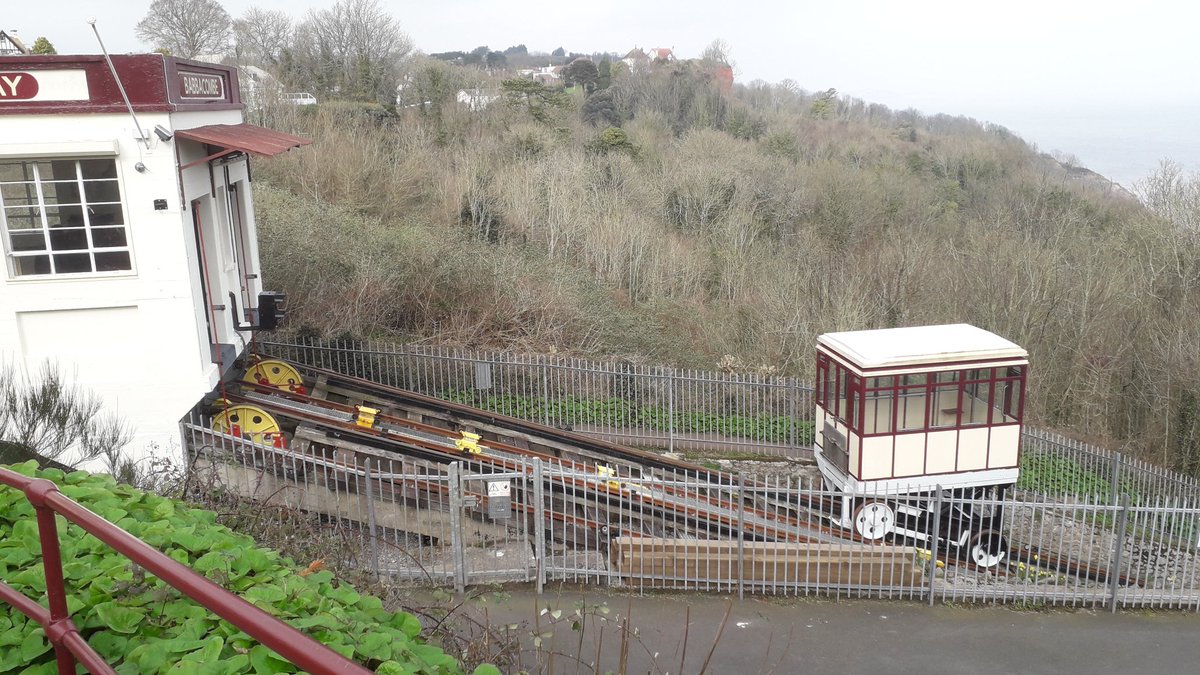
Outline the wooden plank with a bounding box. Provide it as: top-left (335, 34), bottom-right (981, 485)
top-left (611, 537), bottom-right (924, 586)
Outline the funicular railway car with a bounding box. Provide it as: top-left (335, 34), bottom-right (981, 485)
top-left (814, 324), bottom-right (1028, 566)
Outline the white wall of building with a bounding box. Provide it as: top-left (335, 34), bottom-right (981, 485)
top-left (0, 108), bottom-right (254, 465)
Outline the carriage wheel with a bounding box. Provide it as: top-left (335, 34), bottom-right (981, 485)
top-left (853, 501), bottom-right (896, 541)
top-left (967, 530), bottom-right (1008, 568)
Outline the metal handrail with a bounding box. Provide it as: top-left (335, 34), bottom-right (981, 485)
top-left (0, 466), bottom-right (373, 675)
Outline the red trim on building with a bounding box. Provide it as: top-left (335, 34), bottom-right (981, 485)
top-left (0, 55), bottom-right (241, 115)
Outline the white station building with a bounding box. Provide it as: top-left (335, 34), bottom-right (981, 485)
top-left (0, 54), bottom-right (308, 463)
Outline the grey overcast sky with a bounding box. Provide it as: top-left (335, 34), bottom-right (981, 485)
top-left (8, 0), bottom-right (1199, 186)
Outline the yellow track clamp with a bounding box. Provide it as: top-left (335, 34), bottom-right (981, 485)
top-left (356, 406), bottom-right (380, 428)
top-left (244, 359), bottom-right (307, 394)
top-left (596, 465), bottom-right (621, 491)
top-left (455, 431), bottom-right (483, 454)
top-left (212, 405), bottom-right (281, 445)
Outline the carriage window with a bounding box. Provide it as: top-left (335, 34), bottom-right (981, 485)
top-left (816, 356), bottom-right (829, 406)
top-left (993, 366), bottom-right (1025, 424)
top-left (849, 374), bottom-right (862, 432)
top-left (0, 158), bottom-right (131, 277)
top-left (864, 377), bottom-right (895, 434)
top-left (962, 381), bottom-right (990, 426)
top-left (931, 371), bottom-right (959, 428)
top-left (897, 374), bottom-right (927, 431)
top-left (835, 365), bottom-right (850, 421)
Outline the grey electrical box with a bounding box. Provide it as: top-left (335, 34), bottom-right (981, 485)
top-left (487, 480), bottom-right (511, 519)
top-left (474, 362), bottom-right (493, 390)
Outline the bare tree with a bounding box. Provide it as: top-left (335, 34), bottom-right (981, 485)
top-left (135, 0), bottom-right (232, 58)
top-left (700, 38), bottom-right (734, 67)
top-left (291, 0), bottom-right (412, 103)
top-left (233, 7), bottom-right (292, 66)
top-left (1135, 159), bottom-right (1200, 232)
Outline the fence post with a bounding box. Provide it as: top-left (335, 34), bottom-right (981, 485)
top-left (667, 368), bottom-right (675, 454)
top-left (927, 486), bottom-right (943, 607)
top-left (1109, 494), bottom-right (1130, 614)
top-left (401, 343), bottom-right (412, 391)
top-left (789, 381), bottom-right (798, 451)
top-left (363, 458), bottom-right (380, 582)
top-left (1110, 452), bottom-right (1123, 506)
top-left (448, 463), bottom-right (466, 593)
top-left (737, 472), bottom-right (746, 601)
top-left (541, 359), bottom-right (550, 427)
top-left (533, 458), bottom-right (546, 594)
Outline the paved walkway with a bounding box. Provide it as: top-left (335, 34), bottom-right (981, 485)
top-left (475, 589), bottom-right (1200, 674)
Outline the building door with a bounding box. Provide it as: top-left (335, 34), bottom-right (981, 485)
top-left (191, 199), bottom-right (216, 350)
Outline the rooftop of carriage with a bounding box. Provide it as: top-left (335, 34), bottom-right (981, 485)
top-left (817, 323), bottom-right (1028, 371)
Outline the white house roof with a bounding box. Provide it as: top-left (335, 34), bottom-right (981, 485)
top-left (817, 324), bottom-right (1027, 370)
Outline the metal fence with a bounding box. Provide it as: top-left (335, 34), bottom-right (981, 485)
top-left (182, 424), bottom-right (1200, 611)
top-left (1020, 428), bottom-right (1200, 507)
top-left (259, 338), bottom-right (814, 456)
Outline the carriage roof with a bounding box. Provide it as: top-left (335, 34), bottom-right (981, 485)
top-left (817, 324), bottom-right (1028, 370)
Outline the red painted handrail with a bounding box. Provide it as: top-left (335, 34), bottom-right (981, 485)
top-left (0, 467), bottom-right (373, 675)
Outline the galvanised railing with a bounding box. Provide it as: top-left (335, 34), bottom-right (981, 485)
top-left (185, 428), bottom-right (1200, 611)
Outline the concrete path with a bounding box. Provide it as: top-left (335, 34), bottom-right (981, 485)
top-left (472, 588), bottom-right (1200, 674)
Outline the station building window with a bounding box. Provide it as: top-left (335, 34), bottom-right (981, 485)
top-left (0, 158), bottom-right (131, 277)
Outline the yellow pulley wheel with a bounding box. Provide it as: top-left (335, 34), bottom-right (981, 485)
top-left (244, 359), bottom-right (307, 394)
top-left (212, 405), bottom-right (281, 445)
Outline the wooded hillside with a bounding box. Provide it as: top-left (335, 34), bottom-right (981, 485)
top-left (249, 61), bottom-right (1200, 473)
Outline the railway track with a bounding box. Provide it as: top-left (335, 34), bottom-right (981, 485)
top-left (197, 357), bottom-right (1133, 587)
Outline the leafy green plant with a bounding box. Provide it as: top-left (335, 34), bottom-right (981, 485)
top-left (0, 461), bottom-right (493, 675)
top-left (1017, 452), bottom-right (1138, 501)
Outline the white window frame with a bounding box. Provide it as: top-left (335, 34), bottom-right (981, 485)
top-left (0, 156), bottom-right (134, 279)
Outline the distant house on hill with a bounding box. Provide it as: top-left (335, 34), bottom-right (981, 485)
top-left (0, 31), bottom-right (29, 56)
top-left (239, 65), bottom-right (284, 110)
top-left (457, 88), bottom-right (499, 111)
top-left (622, 46), bottom-right (675, 73)
top-left (622, 47), bottom-right (649, 71)
top-left (517, 65), bottom-right (562, 84)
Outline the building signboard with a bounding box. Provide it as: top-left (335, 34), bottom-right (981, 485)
top-left (0, 70), bottom-right (88, 102)
top-left (178, 71), bottom-right (224, 100)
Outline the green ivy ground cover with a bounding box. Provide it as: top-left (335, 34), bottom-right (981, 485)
top-left (1017, 452), bottom-right (1137, 500)
top-left (0, 461), bottom-right (495, 675)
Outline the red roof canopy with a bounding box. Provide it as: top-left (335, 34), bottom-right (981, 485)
top-left (174, 123), bottom-right (311, 157)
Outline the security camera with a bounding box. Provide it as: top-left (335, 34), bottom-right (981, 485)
top-left (154, 124), bottom-right (173, 142)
